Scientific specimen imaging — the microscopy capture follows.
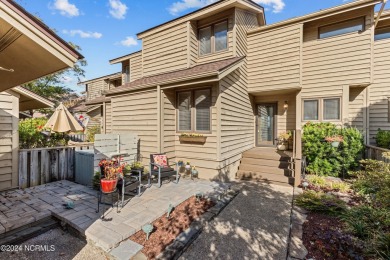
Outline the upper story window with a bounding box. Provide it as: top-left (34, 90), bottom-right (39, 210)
top-left (318, 17), bottom-right (365, 39)
top-left (124, 65), bottom-right (130, 83)
top-left (375, 27), bottom-right (390, 41)
top-left (199, 21), bottom-right (228, 56)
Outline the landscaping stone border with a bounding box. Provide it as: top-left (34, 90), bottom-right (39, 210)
top-left (287, 188), bottom-right (308, 260)
top-left (111, 188), bottom-right (240, 260)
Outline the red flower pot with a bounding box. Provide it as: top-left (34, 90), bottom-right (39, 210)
top-left (100, 178), bottom-right (117, 193)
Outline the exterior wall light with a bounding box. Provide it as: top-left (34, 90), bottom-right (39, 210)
top-left (283, 101), bottom-right (289, 110)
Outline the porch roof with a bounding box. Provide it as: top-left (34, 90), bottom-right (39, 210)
top-left (105, 56), bottom-right (245, 96)
top-left (85, 96), bottom-right (111, 106)
top-left (12, 86), bottom-right (55, 111)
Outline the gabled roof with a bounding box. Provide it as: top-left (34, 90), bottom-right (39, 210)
top-left (109, 50), bottom-right (141, 65)
top-left (248, 0), bottom-right (383, 34)
top-left (12, 86), bottom-right (55, 111)
top-left (85, 96), bottom-right (111, 105)
top-left (105, 56), bottom-right (245, 96)
top-left (78, 72), bottom-right (122, 85)
top-left (137, 0), bottom-right (264, 38)
top-left (0, 0), bottom-right (83, 59)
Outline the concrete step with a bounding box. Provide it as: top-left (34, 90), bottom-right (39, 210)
top-left (238, 164), bottom-right (292, 175)
top-left (242, 150), bottom-right (291, 161)
top-left (236, 170), bottom-right (295, 186)
top-left (240, 158), bottom-right (292, 169)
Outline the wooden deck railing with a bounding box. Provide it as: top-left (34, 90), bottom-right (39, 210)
top-left (365, 145), bottom-right (390, 163)
top-left (18, 143), bottom-right (93, 189)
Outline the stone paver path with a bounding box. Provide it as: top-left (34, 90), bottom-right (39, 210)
top-left (0, 179), bottom-right (223, 252)
top-left (180, 181), bottom-right (294, 260)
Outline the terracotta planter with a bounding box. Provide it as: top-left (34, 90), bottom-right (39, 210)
top-left (179, 136), bottom-right (207, 143)
top-left (100, 178), bottom-right (117, 193)
top-left (277, 144), bottom-right (287, 151)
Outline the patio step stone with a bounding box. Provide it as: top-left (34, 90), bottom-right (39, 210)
top-left (109, 240), bottom-right (143, 260)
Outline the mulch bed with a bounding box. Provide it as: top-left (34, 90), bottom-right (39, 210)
top-left (129, 196), bottom-right (215, 259)
top-left (302, 212), bottom-right (364, 260)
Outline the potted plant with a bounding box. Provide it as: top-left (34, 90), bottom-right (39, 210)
top-left (130, 161), bottom-right (144, 171)
top-left (277, 131), bottom-right (292, 151)
top-left (100, 159), bottom-right (124, 193)
top-left (191, 166), bottom-right (198, 176)
top-left (185, 161), bottom-right (191, 170)
top-left (177, 160), bottom-right (184, 167)
top-left (325, 135), bottom-right (344, 148)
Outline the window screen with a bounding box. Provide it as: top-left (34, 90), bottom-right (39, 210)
top-left (375, 27), bottom-right (390, 41)
top-left (195, 89), bottom-right (211, 131)
top-left (319, 17), bottom-right (364, 39)
top-left (178, 92), bottom-right (191, 131)
top-left (214, 21), bottom-right (228, 52)
top-left (323, 98), bottom-right (340, 120)
top-left (199, 27), bottom-right (211, 55)
top-left (303, 100), bottom-right (319, 120)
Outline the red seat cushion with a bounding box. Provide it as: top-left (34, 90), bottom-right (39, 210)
top-left (153, 154), bottom-right (168, 170)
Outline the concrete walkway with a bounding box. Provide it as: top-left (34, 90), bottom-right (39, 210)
top-left (180, 181), bottom-right (294, 260)
top-left (0, 179), bottom-right (224, 252)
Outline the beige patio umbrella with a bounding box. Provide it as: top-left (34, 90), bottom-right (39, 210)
top-left (44, 103), bottom-right (83, 132)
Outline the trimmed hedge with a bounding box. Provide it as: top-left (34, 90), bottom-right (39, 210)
top-left (302, 122), bottom-right (364, 176)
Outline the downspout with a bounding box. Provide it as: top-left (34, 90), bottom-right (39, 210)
top-left (375, 0), bottom-right (388, 28)
top-left (157, 85), bottom-right (161, 153)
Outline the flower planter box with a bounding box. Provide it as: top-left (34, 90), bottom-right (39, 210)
top-left (179, 136), bottom-right (207, 143)
top-left (100, 178), bottom-right (117, 193)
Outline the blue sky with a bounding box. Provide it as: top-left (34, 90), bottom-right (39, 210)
top-left (14, 0), bottom-right (382, 93)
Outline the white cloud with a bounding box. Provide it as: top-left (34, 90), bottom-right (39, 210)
top-left (119, 36), bottom-right (138, 47)
top-left (109, 0), bottom-right (128, 19)
top-left (168, 0), bottom-right (285, 15)
top-left (63, 29), bottom-right (103, 39)
top-left (51, 0), bottom-right (80, 17)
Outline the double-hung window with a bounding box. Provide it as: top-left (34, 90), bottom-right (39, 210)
top-left (177, 88), bottom-right (211, 132)
top-left (303, 98), bottom-right (341, 121)
top-left (199, 21), bottom-right (228, 56)
top-left (318, 17), bottom-right (365, 39)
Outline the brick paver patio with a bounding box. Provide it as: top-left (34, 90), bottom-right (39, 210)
top-left (0, 179), bottom-right (224, 251)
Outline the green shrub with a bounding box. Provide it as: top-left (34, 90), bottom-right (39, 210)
top-left (352, 160), bottom-right (390, 208)
top-left (306, 175), bottom-right (351, 192)
top-left (375, 128), bottom-right (390, 148)
top-left (302, 122), bottom-right (364, 176)
top-left (295, 190), bottom-right (346, 215)
top-left (19, 118), bottom-right (69, 148)
top-left (342, 205), bottom-right (390, 258)
top-left (87, 125), bottom-right (101, 142)
top-left (92, 171), bottom-right (101, 190)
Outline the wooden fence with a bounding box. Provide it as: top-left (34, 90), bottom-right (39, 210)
top-left (18, 143), bottom-right (93, 189)
top-left (365, 145), bottom-right (390, 163)
top-left (68, 134), bottom-right (87, 142)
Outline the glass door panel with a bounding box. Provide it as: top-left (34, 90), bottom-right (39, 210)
top-left (256, 104), bottom-right (276, 146)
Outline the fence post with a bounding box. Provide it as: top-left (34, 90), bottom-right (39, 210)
top-left (18, 151), bottom-right (28, 189)
top-left (294, 130), bottom-right (302, 187)
top-left (30, 150), bottom-right (40, 187)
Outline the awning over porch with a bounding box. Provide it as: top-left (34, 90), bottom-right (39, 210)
top-left (105, 56), bottom-right (245, 95)
top-left (0, 0), bottom-right (83, 91)
top-left (12, 86), bottom-right (55, 111)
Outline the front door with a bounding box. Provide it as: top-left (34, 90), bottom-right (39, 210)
top-left (256, 104), bottom-right (277, 146)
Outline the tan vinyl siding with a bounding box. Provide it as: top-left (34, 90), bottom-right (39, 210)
top-left (0, 92), bottom-right (18, 191)
top-left (130, 52), bottom-right (142, 81)
top-left (111, 89), bottom-right (158, 163)
top-left (105, 102), bottom-right (112, 134)
top-left (174, 85), bottom-right (218, 178)
top-left (161, 89), bottom-right (176, 159)
top-left (189, 21), bottom-right (198, 67)
top-left (370, 37), bottom-right (390, 143)
top-left (247, 24), bottom-right (301, 93)
top-left (196, 9), bottom-right (235, 64)
top-left (87, 80), bottom-right (106, 101)
top-left (87, 107), bottom-right (102, 130)
top-left (254, 93), bottom-right (297, 137)
top-left (349, 87), bottom-right (365, 131)
top-left (220, 69), bottom-right (254, 161)
top-left (302, 8), bottom-right (373, 98)
top-left (142, 23), bottom-right (188, 77)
